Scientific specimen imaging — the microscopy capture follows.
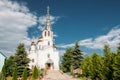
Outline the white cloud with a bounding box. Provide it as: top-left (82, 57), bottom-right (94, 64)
top-left (53, 34), bottom-right (58, 37)
top-left (0, 0), bottom-right (37, 56)
top-left (58, 26), bottom-right (120, 51)
top-left (59, 50), bottom-right (65, 56)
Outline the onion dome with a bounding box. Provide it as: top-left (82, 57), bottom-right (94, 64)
top-left (37, 36), bottom-right (43, 42)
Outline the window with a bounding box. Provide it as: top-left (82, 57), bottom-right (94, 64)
top-left (47, 54), bottom-right (50, 58)
top-left (48, 41), bottom-right (50, 45)
top-left (48, 31), bottom-right (50, 36)
top-left (45, 31), bottom-right (46, 36)
top-left (32, 59), bottom-right (34, 63)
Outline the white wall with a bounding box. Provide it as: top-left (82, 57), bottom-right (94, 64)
top-left (0, 53), bottom-right (6, 71)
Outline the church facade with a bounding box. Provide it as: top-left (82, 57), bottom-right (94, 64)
top-left (28, 7), bottom-right (59, 70)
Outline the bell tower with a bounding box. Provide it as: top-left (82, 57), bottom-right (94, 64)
top-left (42, 6), bottom-right (53, 46)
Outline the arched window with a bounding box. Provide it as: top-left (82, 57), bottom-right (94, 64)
top-left (45, 31), bottom-right (46, 37)
top-left (39, 45), bottom-right (41, 49)
top-left (48, 31), bottom-right (50, 36)
top-left (48, 41), bottom-right (50, 45)
top-left (32, 59), bottom-right (34, 63)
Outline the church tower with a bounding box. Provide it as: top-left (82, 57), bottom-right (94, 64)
top-left (28, 6), bottom-right (59, 70)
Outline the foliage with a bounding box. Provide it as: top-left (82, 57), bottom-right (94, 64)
top-left (6, 55), bottom-right (15, 77)
top-left (0, 72), bottom-right (5, 80)
top-left (14, 43), bottom-right (30, 77)
top-left (113, 43), bottom-right (120, 80)
top-left (102, 44), bottom-right (115, 79)
top-left (39, 69), bottom-right (44, 78)
top-left (12, 64), bottom-right (17, 80)
top-left (60, 48), bottom-right (74, 72)
top-left (90, 53), bottom-right (103, 79)
top-left (60, 42), bottom-right (83, 73)
top-left (31, 66), bottom-right (39, 80)
top-left (2, 58), bottom-right (7, 80)
top-left (72, 42), bottom-right (83, 69)
top-left (81, 43), bottom-right (120, 80)
top-left (22, 68), bottom-right (27, 80)
top-left (81, 55), bottom-right (92, 77)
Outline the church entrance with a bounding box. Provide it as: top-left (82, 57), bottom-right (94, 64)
top-left (46, 59), bottom-right (54, 70)
top-left (46, 63), bottom-right (52, 70)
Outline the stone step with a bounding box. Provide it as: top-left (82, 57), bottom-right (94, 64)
top-left (43, 70), bottom-right (78, 80)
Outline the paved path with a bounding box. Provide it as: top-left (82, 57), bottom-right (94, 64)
top-left (43, 70), bottom-right (79, 80)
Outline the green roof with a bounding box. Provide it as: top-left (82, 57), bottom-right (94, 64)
top-left (0, 51), bottom-right (7, 58)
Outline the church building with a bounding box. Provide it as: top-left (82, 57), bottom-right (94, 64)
top-left (28, 7), bottom-right (59, 70)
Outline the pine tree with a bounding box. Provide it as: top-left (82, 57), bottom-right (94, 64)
top-left (22, 68), bottom-right (27, 80)
top-left (12, 64), bottom-right (17, 80)
top-left (31, 66), bottom-right (39, 80)
top-left (81, 55), bottom-right (92, 77)
top-left (0, 72), bottom-right (5, 80)
top-left (72, 42), bottom-right (83, 69)
top-left (14, 43), bottom-right (30, 77)
top-left (60, 48), bottom-right (74, 72)
top-left (6, 55), bottom-right (15, 77)
top-left (60, 42), bottom-right (83, 73)
top-left (103, 44), bottom-right (114, 79)
top-left (91, 53), bottom-right (103, 80)
top-left (113, 43), bottom-right (120, 79)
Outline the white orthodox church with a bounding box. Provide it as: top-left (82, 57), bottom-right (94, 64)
top-left (28, 7), bottom-right (59, 70)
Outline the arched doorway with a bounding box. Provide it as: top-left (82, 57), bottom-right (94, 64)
top-left (46, 59), bottom-right (54, 70)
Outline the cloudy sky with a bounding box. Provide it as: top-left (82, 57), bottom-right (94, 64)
top-left (0, 0), bottom-right (120, 57)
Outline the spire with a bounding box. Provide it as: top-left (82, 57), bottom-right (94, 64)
top-left (46, 6), bottom-right (51, 30)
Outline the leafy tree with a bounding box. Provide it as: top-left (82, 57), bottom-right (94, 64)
top-left (103, 44), bottom-right (115, 79)
top-left (22, 68), bottom-right (27, 80)
top-left (12, 64), bottom-right (18, 80)
top-left (14, 43), bottom-right (30, 77)
top-left (60, 48), bottom-right (74, 72)
top-left (31, 66), bottom-right (39, 80)
top-left (81, 55), bottom-right (92, 77)
top-left (113, 43), bottom-right (120, 79)
top-left (90, 53), bottom-right (103, 80)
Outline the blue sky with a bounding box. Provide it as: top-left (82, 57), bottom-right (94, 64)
top-left (0, 0), bottom-right (120, 56)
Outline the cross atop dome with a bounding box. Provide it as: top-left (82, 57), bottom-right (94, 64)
top-left (47, 6), bottom-right (50, 15)
top-left (45, 6), bottom-right (51, 30)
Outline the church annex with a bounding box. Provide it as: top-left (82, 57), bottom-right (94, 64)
top-left (28, 7), bottom-right (59, 70)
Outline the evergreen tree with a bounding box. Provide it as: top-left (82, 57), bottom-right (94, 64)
top-left (14, 43), bottom-right (30, 77)
top-left (113, 43), bottom-right (120, 79)
top-left (22, 68), bottom-right (27, 80)
top-left (103, 44), bottom-right (114, 79)
top-left (91, 53), bottom-right (103, 80)
top-left (72, 42), bottom-right (83, 69)
top-left (31, 66), bottom-right (39, 80)
top-left (2, 58), bottom-right (7, 80)
top-left (0, 72), bottom-right (5, 80)
top-left (6, 55), bottom-right (15, 77)
top-left (103, 44), bottom-right (111, 56)
top-left (117, 43), bottom-right (120, 55)
top-left (60, 48), bottom-right (74, 72)
top-left (81, 55), bottom-right (92, 77)
top-left (60, 42), bottom-right (83, 73)
top-left (12, 64), bottom-right (18, 80)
